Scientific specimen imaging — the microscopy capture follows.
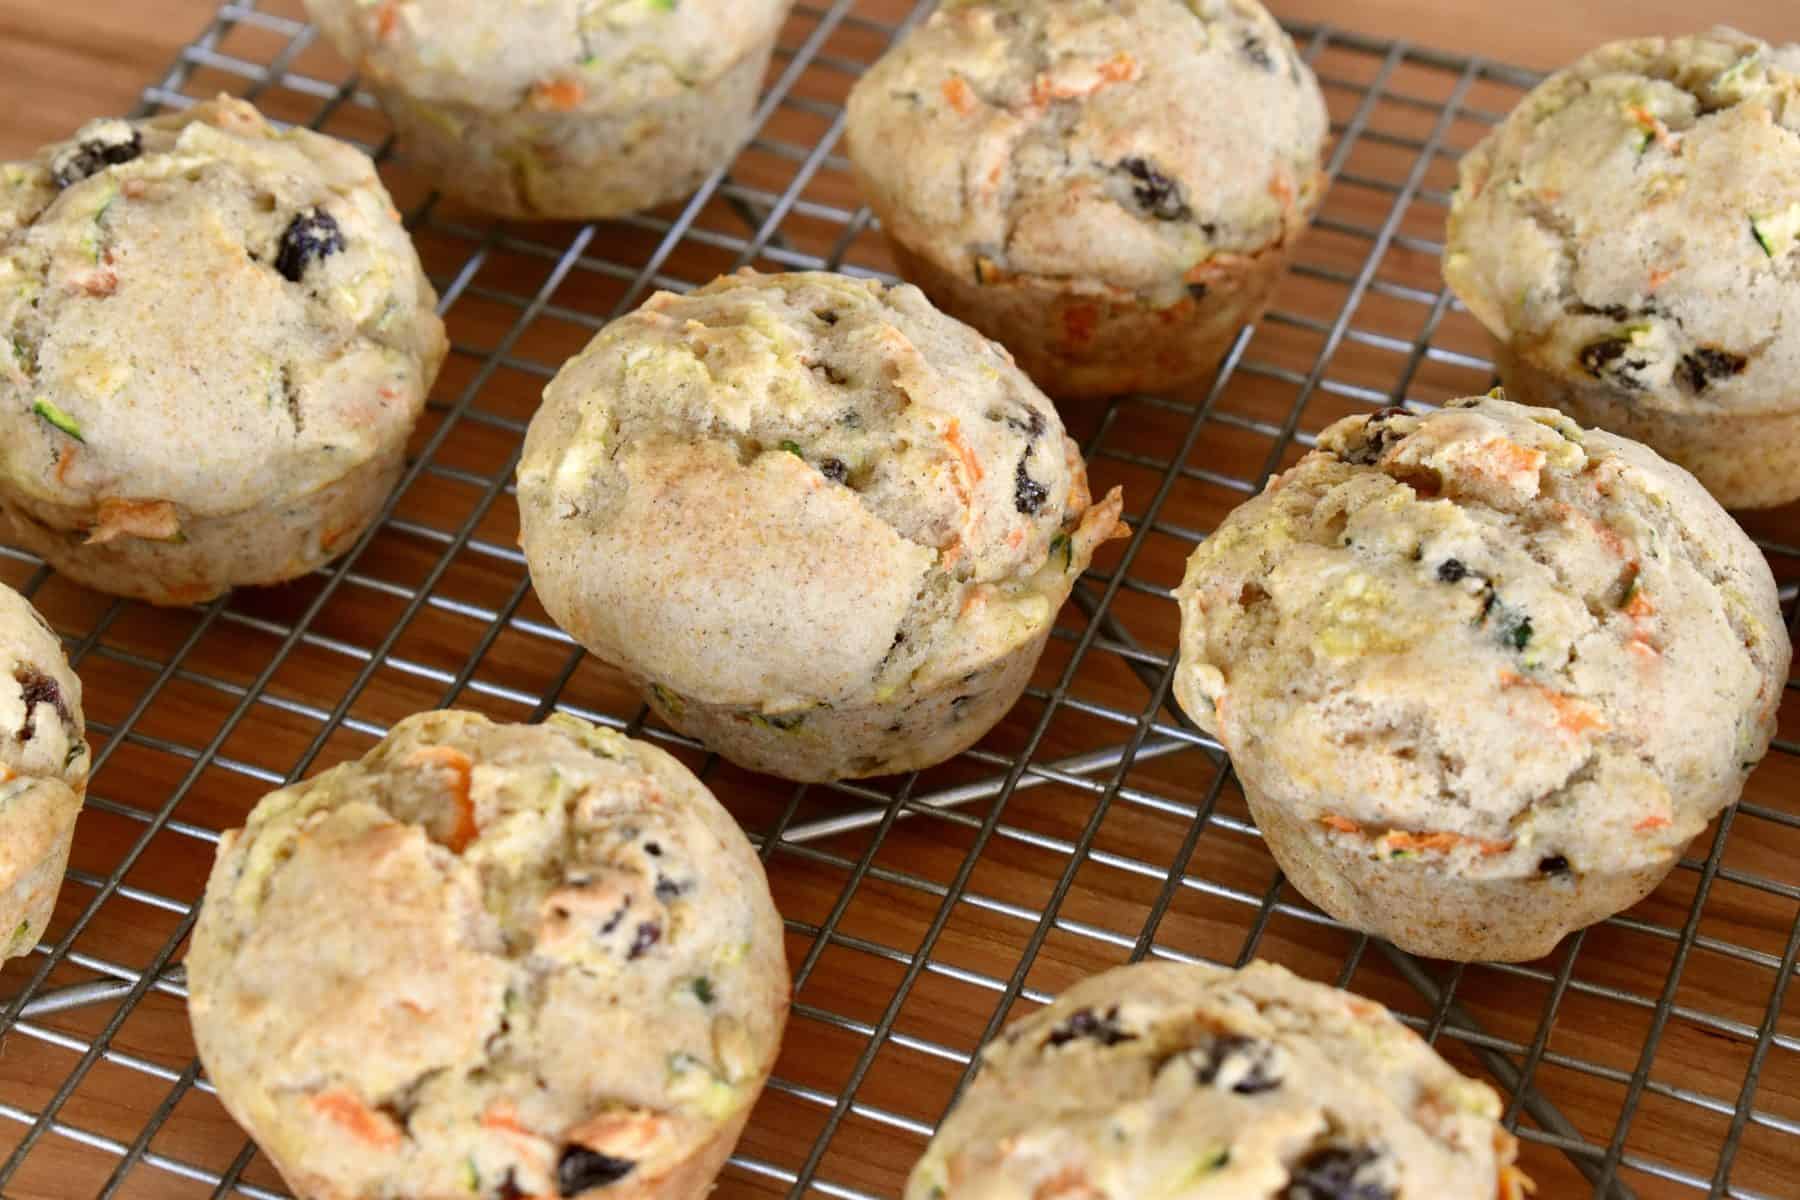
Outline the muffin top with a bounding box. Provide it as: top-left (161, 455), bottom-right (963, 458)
top-left (1446, 28), bottom-right (1800, 414)
top-left (1175, 394), bottom-right (1789, 878)
top-left (517, 270), bottom-right (1123, 713)
top-left (846, 0), bottom-right (1328, 303)
top-left (187, 710), bottom-right (787, 1200)
top-left (308, 0), bottom-right (791, 114)
top-left (0, 583), bottom-right (86, 795)
top-left (907, 959), bottom-right (1526, 1200)
top-left (0, 98), bottom-right (444, 532)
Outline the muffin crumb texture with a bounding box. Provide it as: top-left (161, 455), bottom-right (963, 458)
top-left (1446, 27), bottom-right (1800, 507)
top-left (906, 959), bottom-right (1528, 1199)
top-left (186, 710), bottom-right (788, 1200)
top-left (1175, 394), bottom-right (1789, 960)
top-left (517, 270), bottom-right (1123, 781)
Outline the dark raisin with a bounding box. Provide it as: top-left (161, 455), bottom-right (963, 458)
top-left (1193, 1034), bottom-right (1282, 1094)
top-left (1284, 1146), bottom-right (1393, 1200)
top-left (1187, 281), bottom-right (1210, 301)
top-left (1538, 855), bottom-right (1570, 875)
top-left (820, 458), bottom-right (849, 484)
top-left (1577, 337), bottom-right (1650, 391)
top-left (1046, 1005), bottom-right (1136, 1048)
top-left (643, 841), bottom-right (662, 857)
top-left (275, 208), bottom-right (346, 282)
top-left (557, 1146), bottom-right (636, 1195)
top-left (628, 922), bottom-right (661, 960)
top-left (1568, 301), bottom-right (1633, 320)
top-left (1436, 559), bottom-right (1468, 583)
top-left (654, 875), bottom-right (687, 901)
top-left (815, 309), bottom-right (839, 326)
top-left (1014, 456), bottom-right (1048, 515)
top-left (1675, 347), bottom-right (1748, 394)
top-left (1242, 34), bottom-right (1276, 71)
top-left (13, 667), bottom-right (69, 745)
top-left (52, 128), bottom-right (143, 188)
top-left (1117, 157), bottom-right (1191, 221)
top-left (499, 1169), bottom-right (527, 1200)
top-left (1337, 406), bottom-right (1412, 466)
top-left (599, 895), bottom-right (632, 936)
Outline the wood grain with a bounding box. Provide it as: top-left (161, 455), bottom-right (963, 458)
top-left (0, 3), bottom-right (1796, 1199)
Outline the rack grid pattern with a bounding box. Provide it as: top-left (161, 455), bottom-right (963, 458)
top-left (1, 2), bottom-right (1796, 1198)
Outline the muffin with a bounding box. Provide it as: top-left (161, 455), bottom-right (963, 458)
top-left (845, 0), bottom-right (1328, 401)
top-left (186, 709), bottom-right (788, 1200)
top-left (1445, 27), bottom-right (1800, 509)
top-left (0, 582), bottom-right (88, 963)
top-left (307, 0), bottom-right (793, 220)
top-left (907, 959), bottom-right (1529, 1199)
top-left (516, 270), bottom-right (1125, 783)
top-left (0, 98), bottom-right (446, 607)
top-left (1173, 394), bottom-right (1789, 962)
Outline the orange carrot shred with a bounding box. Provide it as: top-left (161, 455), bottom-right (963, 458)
top-left (1320, 813), bottom-right (1361, 834)
top-left (309, 1089), bottom-right (401, 1149)
top-left (375, 1), bottom-right (401, 39)
top-left (941, 76), bottom-right (976, 117)
top-left (1634, 814), bottom-right (1672, 832)
top-left (408, 745), bottom-right (477, 852)
top-left (530, 77), bottom-right (586, 112)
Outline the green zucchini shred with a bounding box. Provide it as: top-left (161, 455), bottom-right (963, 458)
top-left (32, 398), bottom-right (84, 442)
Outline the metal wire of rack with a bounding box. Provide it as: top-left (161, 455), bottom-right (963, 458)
top-left (0, 1), bottom-right (1796, 1197)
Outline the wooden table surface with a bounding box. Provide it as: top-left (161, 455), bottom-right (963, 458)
top-left (0, 3), bottom-right (1797, 1200)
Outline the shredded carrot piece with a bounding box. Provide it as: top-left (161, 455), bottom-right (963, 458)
top-left (375, 0), bottom-right (401, 39)
top-left (309, 1089), bottom-right (401, 1149)
top-left (1006, 527), bottom-right (1025, 550)
top-left (1320, 813), bottom-right (1361, 834)
top-left (941, 76), bottom-right (976, 116)
top-left (944, 419), bottom-right (984, 486)
top-left (1627, 637), bottom-right (1660, 662)
top-left (87, 498), bottom-right (179, 546)
top-left (1268, 171), bottom-right (1295, 207)
top-left (72, 267), bottom-right (117, 297)
top-left (480, 1101), bottom-right (537, 1141)
top-left (1634, 813), bottom-right (1672, 832)
top-left (1647, 266), bottom-right (1673, 291)
top-left (1097, 52), bottom-right (1137, 84)
top-left (1624, 588), bottom-right (1655, 620)
top-left (0, 764), bottom-right (13, 784)
top-left (1383, 830), bottom-right (1514, 856)
top-left (1499, 670), bottom-right (1607, 737)
top-left (529, 77), bottom-right (587, 112)
top-left (54, 446), bottom-right (78, 487)
top-left (407, 745), bottom-right (477, 852)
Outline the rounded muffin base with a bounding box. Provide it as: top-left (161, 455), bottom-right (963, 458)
top-left (639, 626), bottom-right (1049, 783)
top-left (0, 448), bottom-right (405, 607)
top-left (1495, 343), bottom-right (1800, 511)
top-left (1245, 786), bottom-right (1673, 963)
top-left (0, 786), bottom-right (81, 965)
top-left (377, 39), bottom-right (777, 221)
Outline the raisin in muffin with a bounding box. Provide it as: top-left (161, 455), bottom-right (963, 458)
top-left (1446, 27), bottom-right (1800, 509)
top-left (187, 710), bottom-right (787, 1200)
top-left (0, 582), bottom-right (88, 963)
top-left (307, 0), bottom-right (793, 220)
top-left (907, 959), bottom-right (1529, 1199)
top-left (0, 98), bottom-right (446, 606)
top-left (1174, 394), bottom-right (1790, 961)
top-left (845, 0), bottom-right (1328, 401)
top-left (516, 270), bottom-right (1125, 783)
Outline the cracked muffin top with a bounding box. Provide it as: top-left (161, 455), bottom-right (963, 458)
top-left (517, 269), bottom-right (1121, 713)
top-left (845, 0), bottom-right (1328, 304)
top-left (906, 959), bottom-right (1527, 1200)
top-left (0, 98), bottom-right (444, 530)
top-left (1174, 394), bottom-right (1788, 878)
top-left (308, 0), bottom-right (791, 114)
top-left (186, 709), bottom-right (787, 1200)
top-left (1446, 27), bottom-right (1800, 414)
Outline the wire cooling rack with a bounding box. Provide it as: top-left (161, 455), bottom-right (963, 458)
top-left (0, 1), bottom-right (1796, 1197)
